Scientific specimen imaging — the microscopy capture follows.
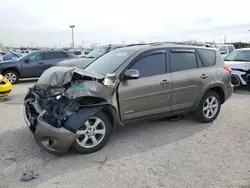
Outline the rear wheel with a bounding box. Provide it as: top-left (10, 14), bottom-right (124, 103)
top-left (72, 111), bottom-right (112, 154)
top-left (194, 91), bottom-right (221, 123)
top-left (4, 70), bottom-right (19, 84)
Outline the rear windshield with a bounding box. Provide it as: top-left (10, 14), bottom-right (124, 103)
top-left (85, 49), bottom-right (136, 75)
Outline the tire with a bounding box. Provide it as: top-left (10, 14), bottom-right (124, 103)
top-left (3, 70), bottom-right (19, 84)
top-left (72, 111), bottom-right (113, 154)
top-left (194, 90), bottom-right (221, 123)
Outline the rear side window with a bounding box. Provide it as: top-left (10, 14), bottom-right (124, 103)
top-left (197, 49), bottom-right (216, 67)
top-left (170, 52), bottom-right (197, 72)
top-left (228, 46), bottom-right (234, 53)
top-left (219, 46), bottom-right (227, 53)
top-left (130, 53), bottom-right (165, 78)
top-left (46, 51), bottom-right (69, 59)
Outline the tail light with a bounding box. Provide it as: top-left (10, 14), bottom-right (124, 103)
top-left (223, 65), bottom-right (232, 74)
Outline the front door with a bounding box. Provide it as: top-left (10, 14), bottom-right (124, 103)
top-left (118, 49), bottom-right (172, 121)
top-left (169, 48), bottom-right (211, 111)
top-left (21, 52), bottom-right (46, 78)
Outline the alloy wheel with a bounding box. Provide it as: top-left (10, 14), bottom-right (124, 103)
top-left (5, 73), bottom-right (17, 83)
top-left (76, 117), bottom-right (106, 148)
top-left (203, 96), bottom-right (219, 119)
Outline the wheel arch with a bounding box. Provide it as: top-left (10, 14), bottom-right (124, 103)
top-left (193, 84), bottom-right (226, 111)
top-left (3, 68), bottom-right (21, 78)
top-left (75, 96), bottom-right (123, 129)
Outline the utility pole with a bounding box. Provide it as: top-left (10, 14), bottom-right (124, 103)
top-left (69, 25), bottom-right (75, 50)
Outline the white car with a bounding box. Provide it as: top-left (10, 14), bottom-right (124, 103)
top-left (215, 44), bottom-right (235, 59)
top-left (224, 48), bottom-right (250, 87)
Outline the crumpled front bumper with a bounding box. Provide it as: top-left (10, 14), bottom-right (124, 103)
top-left (23, 100), bottom-right (78, 155)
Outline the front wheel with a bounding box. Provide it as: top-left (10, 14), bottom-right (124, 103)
top-left (72, 111), bottom-right (112, 154)
top-left (4, 70), bottom-right (19, 84)
top-left (194, 91), bottom-right (221, 123)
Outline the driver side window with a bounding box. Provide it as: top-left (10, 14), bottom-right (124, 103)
top-left (28, 52), bottom-right (45, 62)
top-left (130, 53), bottom-right (166, 78)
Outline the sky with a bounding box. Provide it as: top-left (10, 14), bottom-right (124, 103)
top-left (0, 0), bottom-right (250, 48)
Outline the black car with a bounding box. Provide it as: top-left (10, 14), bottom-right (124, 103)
top-left (0, 50), bottom-right (76, 84)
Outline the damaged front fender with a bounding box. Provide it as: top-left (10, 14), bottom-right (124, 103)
top-left (23, 66), bottom-right (122, 155)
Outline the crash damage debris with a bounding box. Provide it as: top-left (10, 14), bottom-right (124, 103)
top-left (20, 170), bottom-right (39, 182)
top-left (24, 66), bottom-right (116, 134)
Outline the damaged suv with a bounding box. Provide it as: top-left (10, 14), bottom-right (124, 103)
top-left (23, 44), bottom-right (233, 155)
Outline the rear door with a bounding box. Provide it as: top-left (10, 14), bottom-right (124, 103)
top-left (169, 48), bottom-right (211, 111)
top-left (21, 52), bottom-right (46, 77)
top-left (118, 49), bottom-right (172, 121)
top-left (45, 51), bottom-right (70, 68)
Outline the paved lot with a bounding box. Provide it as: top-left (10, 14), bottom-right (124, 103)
top-left (0, 81), bottom-right (250, 188)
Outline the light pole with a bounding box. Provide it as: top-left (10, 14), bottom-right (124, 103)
top-left (69, 25), bottom-right (75, 50)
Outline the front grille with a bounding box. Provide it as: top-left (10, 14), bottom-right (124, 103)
top-left (231, 75), bottom-right (241, 86)
top-left (0, 80), bottom-right (6, 85)
top-left (0, 89), bottom-right (11, 94)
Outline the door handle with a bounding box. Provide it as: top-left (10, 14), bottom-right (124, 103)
top-left (38, 62), bottom-right (44, 65)
top-left (200, 74), bottom-right (208, 79)
top-left (160, 80), bottom-right (169, 85)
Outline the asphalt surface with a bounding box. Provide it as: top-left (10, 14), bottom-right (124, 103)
top-left (0, 81), bottom-right (250, 188)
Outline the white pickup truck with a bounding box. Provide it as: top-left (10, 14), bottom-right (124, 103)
top-left (214, 44), bottom-right (235, 59)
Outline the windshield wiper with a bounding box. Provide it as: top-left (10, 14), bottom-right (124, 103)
top-left (225, 59), bottom-right (247, 61)
top-left (232, 59), bottom-right (247, 61)
top-left (85, 56), bottom-right (94, 59)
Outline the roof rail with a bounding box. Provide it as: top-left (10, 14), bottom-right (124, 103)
top-left (125, 43), bottom-right (149, 47)
top-left (150, 41), bottom-right (213, 47)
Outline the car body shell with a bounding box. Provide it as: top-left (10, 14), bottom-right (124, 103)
top-left (0, 74), bottom-right (12, 97)
top-left (23, 44), bottom-right (233, 155)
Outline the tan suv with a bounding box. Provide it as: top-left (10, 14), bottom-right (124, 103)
top-left (24, 43), bottom-right (233, 155)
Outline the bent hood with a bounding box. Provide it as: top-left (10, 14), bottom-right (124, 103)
top-left (37, 66), bottom-right (105, 87)
top-left (225, 61), bottom-right (250, 71)
top-left (57, 58), bottom-right (94, 69)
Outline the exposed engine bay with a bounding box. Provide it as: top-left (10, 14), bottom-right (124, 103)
top-left (225, 61), bottom-right (250, 88)
top-left (24, 66), bottom-right (119, 153)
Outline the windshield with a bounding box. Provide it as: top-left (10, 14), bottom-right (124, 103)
top-left (85, 49), bottom-right (135, 75)
top-left (224, 50), bottom-right (250, 61)
top-left (85, 46), bottom-right (109, 59)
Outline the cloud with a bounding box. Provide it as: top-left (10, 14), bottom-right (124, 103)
top-left (0, 0), bottom-right (250, 47)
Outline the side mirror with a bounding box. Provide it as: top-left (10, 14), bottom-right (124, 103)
top-left (220, 51), bottom-right (226, 55)
top-left (124, 69), bottom-right (139, 80)
top-left (24, 58), bottom-right (29, 63)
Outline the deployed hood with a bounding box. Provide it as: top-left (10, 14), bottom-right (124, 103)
top-left (36, 66), bottom-right (105, 87)
top-left (225, 61), bottom-right (250, 71)
top-left (57, 58), bottom-right (94, 69)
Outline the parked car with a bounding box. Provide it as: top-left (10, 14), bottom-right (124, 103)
top-left (0, 51), bottom-right (22, 62)
top-left (0, 74), bottom-right (12, 97)
top-left (224, 48), bottom-right (250, 88)
top-left (214, 44), bottom-right (235, 58)
top-left (24, 43), bottom-right (233, 155)
top-left (0, 50), bottom-right (76, 84)
top-left (0, 52), bottom-right (7, 56)
top-left (57, 44), bottom-right (128, 69)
